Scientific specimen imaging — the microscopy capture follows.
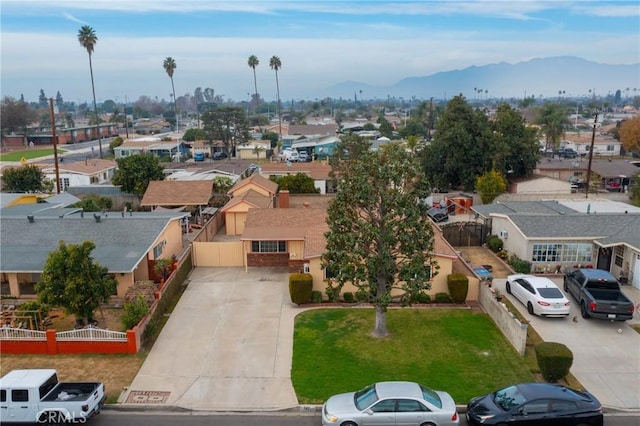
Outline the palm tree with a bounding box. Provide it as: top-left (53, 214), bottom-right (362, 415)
top-left (247, 55), bottom-right (259, 114)
top-left (269, 55), bottom-right (282, 141)
top-left (77, 25), bottom-right (103, 158)
top-left (163, 57), bottom-right (178, 132)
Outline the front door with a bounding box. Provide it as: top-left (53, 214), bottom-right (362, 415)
top-left (596, 247), bottom-right (611, 271)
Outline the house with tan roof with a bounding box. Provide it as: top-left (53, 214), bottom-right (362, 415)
top-left (40, 159), bottom-right (117, 191)
top-left (141, 180), bottom-right (214, 212)
top-left (219, 173), bottom-right (278, 235)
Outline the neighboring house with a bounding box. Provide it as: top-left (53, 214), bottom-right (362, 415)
top-left (113, 137), bottom-right (186, 161)
top-left (140, 180), bottom-right (215, 222)
top-left (41, 159), bottom-right (117, 191)
top-left (220, 174), bottom-right (278, 235)
top-left (259, 162), bottom-right (336, 194)
top-left (507, 174), bottom-right (572, 196)
top-left (2, 124), bottom-right (117, 149)
top-left (236, 140), bottom-right (271, 160)
top-left (561, 134), bottom-right (622, 157)
top-left (472, 200), bottom-right (640, 289)
top-left (535, 158), bottom-right (639, 192)
top-left (288, 124), bottom-right (337, 137)
top-left (0, 205), bottom-right (188, 299)
top-left (0, 193), bottom-right (39, 208)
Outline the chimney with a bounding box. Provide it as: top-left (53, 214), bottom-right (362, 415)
top-left (27, 215), bottom-right (34, 223)
top-left (279, 190), bottom-right (290, 208)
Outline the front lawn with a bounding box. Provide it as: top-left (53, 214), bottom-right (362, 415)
top-left (0, 148), bottom-right (63, 162)
top-left (292, 308), bottom-right (533, 404)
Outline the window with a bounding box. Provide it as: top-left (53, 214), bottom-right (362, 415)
top-left (532, 243), bottom-right (592, 263)
top-left (614, 246), bottom-right (624, 267)
top-left (396, 399), bottom-right (428, 412)
top-left (0, 390), bottom-right (5, 402)
top-left (11, 389), bottom-right (28, 402)
top-left (324, 265), bottom-right (338, 279)
top-left (370, 399), bottom-right (395, 413)
top-left (551, 399), bottom-right (577, 412)
top-left (522, 400), bottom-right (549, 414)
top-left (58, 178), bottom-right (70, 191)
top-left (251, 241), bottom-right (286, 253)
top-left (607, 145), bottom-right (615, 152)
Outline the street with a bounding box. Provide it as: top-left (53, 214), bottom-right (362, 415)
top-left (92, 411), bottom-right (639, 426)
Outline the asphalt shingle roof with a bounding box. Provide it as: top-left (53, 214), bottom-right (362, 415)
top-left (0, 213), bottom-right (186, 273)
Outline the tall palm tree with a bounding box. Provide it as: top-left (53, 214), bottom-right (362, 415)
top-left (163, 57), bottom-right (178, 132)
top-left (247, 55), bottom-right (259, 114)
top-left (269, 55), bottom-right (282, 141)
top-left (77, 25), bottom-right (103, 158)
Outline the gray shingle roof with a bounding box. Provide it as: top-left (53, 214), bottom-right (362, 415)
top-left (0, 213), bottom-right (186, 273)
top-left (472, 200), bottom-right (576, 217)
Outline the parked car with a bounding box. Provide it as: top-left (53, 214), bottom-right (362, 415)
top-left (322, 381), bottom-right (459, 426)
top-left (505, 274), bottom-right (570, 317)
top-left (280, 149), bottom-right (299, 162)
top-left (556, 148), bottom-right (578, 159)
top-left (427, 207), bottom-right (449, 223)
top-left (466, 382), bottom-right (603, 426)
top-left (563, 268), bottom-right (634, 321)
top-left (298, 151), bottom-right (311, 162)
top-left (0, 369), bottom-right (106, 424)
top-left (212, 151), bottom-right (228, 160)
top-left (193, 152), bottom-right (205, 162)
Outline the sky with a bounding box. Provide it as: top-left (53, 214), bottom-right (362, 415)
top-left (1, 0), bottom-right (639, 105)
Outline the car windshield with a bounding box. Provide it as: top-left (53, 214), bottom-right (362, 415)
top-left (538, 288), bottom-right (564, 299)
top-left (493, 385), bottom-right (526, 411)
top-left (354, 384), bottom-right (379, 410)
top-left (420, 384), bottom-right (442, 408)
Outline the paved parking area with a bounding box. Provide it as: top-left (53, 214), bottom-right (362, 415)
top-left (493, 277), bottom-right (640, 410)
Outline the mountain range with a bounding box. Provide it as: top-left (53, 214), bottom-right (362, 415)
top-left (325, 56), bottom-right (640, 101)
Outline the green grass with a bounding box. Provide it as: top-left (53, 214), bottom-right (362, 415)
top-left (292, 308), bottom-right (534, 404)
top-left (0, 148), bottom-right (65, 162)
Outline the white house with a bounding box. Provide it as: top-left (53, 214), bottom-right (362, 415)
top-left (41, 159), bottom-right (117, 191)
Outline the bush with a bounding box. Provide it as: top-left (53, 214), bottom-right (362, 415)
top-left (311, 291), bottom-right (323, 303)
top-left (497, 250), bottom-right (509, 260)
top-left (509, 255), bottom-right (532, 274)
top-left (435, 292), bottom-right (453, 303)
top-left (447, 274), bottom-right (469, 303)
top-left (289, 273), bottom-right (313, 305)
top-left (355, 288), bottom-right (371, 303)
top-left (535, 342), bottom-right (573, 382)
top-left (121, 296), bottom-right (150, 331)
top-left (486, 235), bottom-right (504, 252)
top-left (343, 292), bottom-right (355, 303)
top-left (14, 301), bottom-right (50, 329)
top-left (416, 292), bottom-right (431, 303)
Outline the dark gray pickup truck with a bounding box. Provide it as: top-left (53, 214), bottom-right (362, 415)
top-left (564, 268), bottom-right (635, 321)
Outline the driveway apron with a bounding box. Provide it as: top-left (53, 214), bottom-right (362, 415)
top-left (125, 267), bottom-right (299, 411)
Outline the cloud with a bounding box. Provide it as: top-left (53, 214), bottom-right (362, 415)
top-left (62, 12), bottom-right (86, 25)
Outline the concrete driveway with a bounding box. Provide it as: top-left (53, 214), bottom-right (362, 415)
top-left (493, 277), bottom-right (640, 410)
top-left (123, 267), bottom-right (299, 411)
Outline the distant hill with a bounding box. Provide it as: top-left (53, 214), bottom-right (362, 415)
top-left (325, 57), bottom-right (640, 100)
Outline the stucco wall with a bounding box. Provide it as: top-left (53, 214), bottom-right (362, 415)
top-left (478, 283), bottom-right (528, 355)
top-left (192, 241), bottom-right (245, 266)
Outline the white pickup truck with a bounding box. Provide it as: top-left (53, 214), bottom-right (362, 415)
top-left (0, 369), bottom-right (105, 424)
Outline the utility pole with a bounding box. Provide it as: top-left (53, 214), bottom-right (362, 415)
top-left (49, 98), bottom-right (61, 194)
top-left (428, 97), bottom-right (434, 140)
top-left (584, 110), bottom-right (599, 199)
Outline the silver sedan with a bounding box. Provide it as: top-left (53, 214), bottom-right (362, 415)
top-left (321, 381), bottom-right (459, 426)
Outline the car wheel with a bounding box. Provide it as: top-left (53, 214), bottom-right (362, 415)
top-left (420, 423), bottom-right (436, 426)
top-left (527, 302), bottom-right (535, 315)
top-left (506, 282), bottom-right (512, 294)
top-left (341, 422), bottom-right (357, 426)
top-left (581, 302), bottom-right (591, 319)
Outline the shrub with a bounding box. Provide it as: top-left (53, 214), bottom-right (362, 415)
top-left (447, 274), bottom-right (469, 303)
top-left (343, 292), bottom-right (355, 303)
top-left (486, 235), bottom-right (504, 252)
top-left (311, 291), bottom-right (323, 303)
top-left (289, 273), bottom-right (313, 305)
top-left (14, 301), bottom-right (50, 329)
top-left (154, 258), bottom-right (174, 280)
top-left (509, 255), bottom-right (532, 274)
top-left (435, 292), bottom-right (452, 303)
top-left (535, 342), bottom-right (573, 382)
top-left (416, 292), bottom-right (431, 303)
top-left (121, 296), bottom-right (150, 331)
top-left (497, 250), bottom-right (509, 260)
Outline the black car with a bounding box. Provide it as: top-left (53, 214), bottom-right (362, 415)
top-left (427, 207), bottom-right (449, 223)
top-left (212, 151), bottom-right (228, 160)
top-left (557, 148), bottom-right (578, 159)
top-left (467, 383), bottom-right (603, 426)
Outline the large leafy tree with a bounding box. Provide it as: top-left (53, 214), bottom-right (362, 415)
top-left (163, 57), bottom-right (178, 130)
top-left (2, 165), bottom-right (47, 193)
top-left (323, 141), bottom-right (436, 338)
top-left (269, 56), bottom-right (282, 140)
top-left (247, 55), bottom-right (259, 113)
top-left (36, 241), bottom-right (116, 325)
top-left (271, 173), bottom-right (320, 194)
top-left (78, 25), bottom-right (103, 158)
top-left (201, 106), bottom-right (250, 158)
top-left (535, 102), bottom-right (570, 153)
top-left (618, 116), bottom-right (640, 153)
top-left (490, 104), bottom-right (540, 177)
top-left (1, 96), bottom-right (37, 144)
top-left (112, 154), bottom-right (165, 197)
top-left (422, 95), bottom-right (493, 191)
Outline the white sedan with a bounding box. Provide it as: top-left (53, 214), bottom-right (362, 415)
top-left (505, 274), bottom-right (570, 317)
